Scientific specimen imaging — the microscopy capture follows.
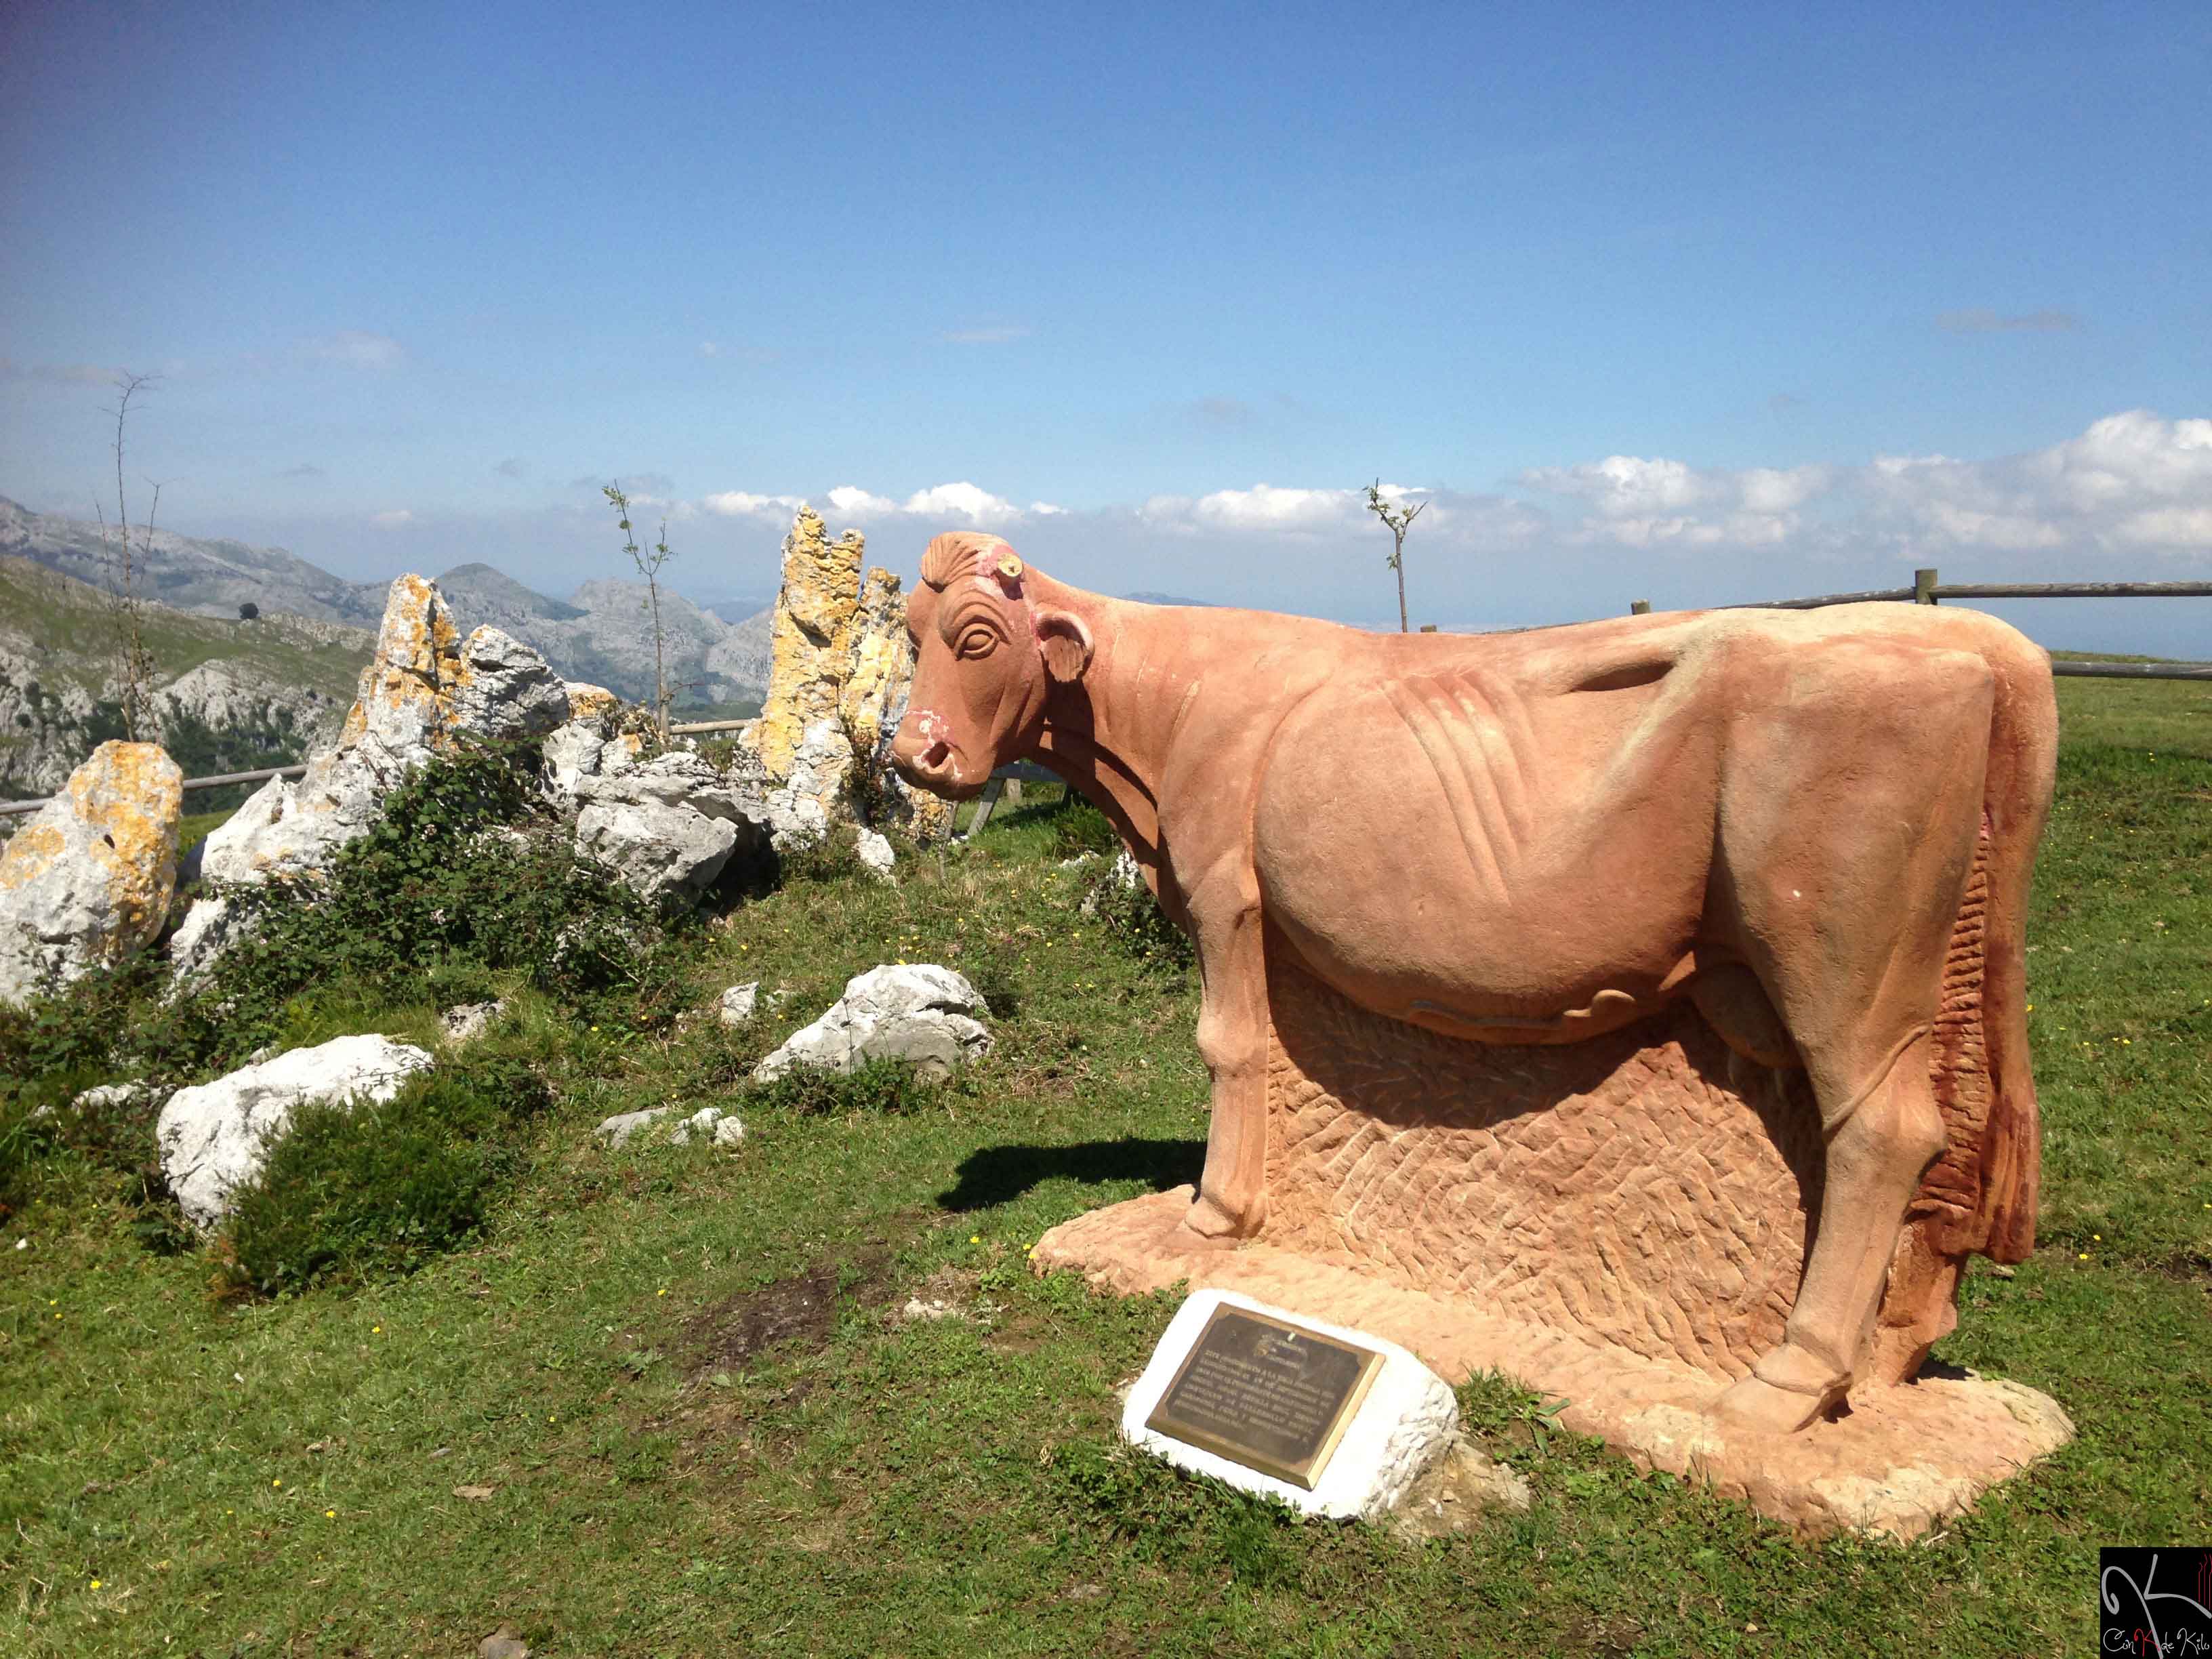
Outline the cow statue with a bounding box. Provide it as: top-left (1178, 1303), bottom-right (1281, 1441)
top-left (890, 533), bottom-right (2054, 1434)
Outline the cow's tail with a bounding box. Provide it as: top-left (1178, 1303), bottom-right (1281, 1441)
top-left (1917, 625), bottom-right (2057, 1264)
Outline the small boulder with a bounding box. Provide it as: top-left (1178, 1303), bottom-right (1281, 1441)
top-left (717, 982), bottom-right (760, 1026)
top-left (594, 1107), bottom-right (672, 1149)
top-left (752, 964), bottom-right (991, 1084)
top-left (155, 1035), bottom-right (435, 1231)
top-left (855, 827), bottom-right (895, 880)
top-left (0, 740), bottom-right (183, 1007)
top-left (671, 1106), bottom-right (745, 1147)
top-left (440, 1000), bottom-right (506, 1044)
top-left (573, 752), bottom-right (772, 903)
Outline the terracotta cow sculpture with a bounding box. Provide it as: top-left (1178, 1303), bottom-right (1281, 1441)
top-left (890, 533), bottom-right (2055, 1433)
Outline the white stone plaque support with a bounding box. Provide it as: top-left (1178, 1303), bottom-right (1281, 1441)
top-left (1122, 1289), bottom-right (1459, 1521)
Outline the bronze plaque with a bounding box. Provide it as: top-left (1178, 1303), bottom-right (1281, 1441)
top-left (1143, 1304), bottom-right (1385, 1489)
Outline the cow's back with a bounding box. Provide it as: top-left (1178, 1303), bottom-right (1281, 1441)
top-left (1246, 602), bottom-right (2033, 1038)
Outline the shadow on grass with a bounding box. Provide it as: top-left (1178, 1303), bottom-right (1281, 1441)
top-left (938, 1136), bottom-right (1204, 1212)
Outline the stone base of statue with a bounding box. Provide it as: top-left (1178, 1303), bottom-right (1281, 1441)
top-left (1034, 962), bottom-right (2072, 1540)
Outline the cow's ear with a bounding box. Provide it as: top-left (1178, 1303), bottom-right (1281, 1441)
top-left (1034, 609), bottom-right (1092, 683)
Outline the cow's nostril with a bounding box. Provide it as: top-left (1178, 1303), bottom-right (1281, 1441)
top-left (921, 741), bottom-right (951, 770)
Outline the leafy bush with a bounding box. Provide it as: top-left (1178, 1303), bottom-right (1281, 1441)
top-left (743, 1057), bottom-right (935, 1115)
top-left (1048, 796), bottom-right (1122, 860)
top-left (171, 738), bottom-right (693, 1067)
top-left (218, 1050), bottom-right (550, 1295)
top-left (1078, 859), bottom-right (1194, 971)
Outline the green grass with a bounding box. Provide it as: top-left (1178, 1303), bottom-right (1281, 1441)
top-left (1, 678), bottom-right (2207, 1656)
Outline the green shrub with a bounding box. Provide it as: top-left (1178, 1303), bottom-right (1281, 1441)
top-left (169, 738), bottom-right (693, 1068)
top-left (743, 1057), bottom-right (935, 1115)
top-left (1077, 859), bottom-right (1194, 972)
top-left (1048, 796), bottom-right (1122, 860)
top-left (218, 1051), bottom-right (550, 1295)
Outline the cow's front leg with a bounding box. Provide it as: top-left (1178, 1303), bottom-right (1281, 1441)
top-left (1182, 890), bottom-right (1270, 1242)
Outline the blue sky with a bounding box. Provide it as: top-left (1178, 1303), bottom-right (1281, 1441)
top-left (3, 1), bottom-right (2208, 652)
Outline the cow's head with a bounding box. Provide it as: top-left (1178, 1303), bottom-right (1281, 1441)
top-left (890, 531), bottom-right (1091, 800)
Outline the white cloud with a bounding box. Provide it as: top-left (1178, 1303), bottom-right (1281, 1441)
top-left (1029, 501), bottom-right (1068, 516)
top-left (1195, 484), bottom-right (1365, 533)
top-left (808, 482), bottom-right (1044, 527)
top-left (1525, 409), bottom-right (2212, 563)
top-left (702, 490), bottom-right (806, 518)
top-left (825, 485), bottom-right (900, 518)
top-left (899, 481), bottom-right (1023, 525)
top-left (312, 331), bottom-right (404, 369)
top-left (371, 508), bottom-right (414, 528)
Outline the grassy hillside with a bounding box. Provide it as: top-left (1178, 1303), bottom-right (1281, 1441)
top-left (0, 675), bottom-right (2206, 1656)
top-left (0, 556), bottom-right (371, 701)
top-left (0, 556), bottom-right (372, 801)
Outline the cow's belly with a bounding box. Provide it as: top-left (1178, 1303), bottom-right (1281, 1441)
top-left (1249, 685), bottom-right (1717, 1044)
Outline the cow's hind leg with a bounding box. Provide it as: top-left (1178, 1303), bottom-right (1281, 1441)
top-left (1707, 644), bottom-right (1992, 1432)
top-left (1713, 1031), bottom-right (1948, 1431)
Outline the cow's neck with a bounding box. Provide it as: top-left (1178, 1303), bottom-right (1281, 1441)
top-left (1023, 587), bottom-right (1195, 864)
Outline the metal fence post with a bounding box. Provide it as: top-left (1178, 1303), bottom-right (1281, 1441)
top-left (1630, 600), bottom-right (1652, 615)
top-left (1914, 568), bottom-right (1939, 605)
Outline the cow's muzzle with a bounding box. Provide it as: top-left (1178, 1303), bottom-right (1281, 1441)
top-left (890, 728), bottom-right (985, 801)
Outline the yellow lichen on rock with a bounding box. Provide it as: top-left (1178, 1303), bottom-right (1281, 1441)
top-left (738, 506), bottom-right (954, 849)
top-left (747, 506), bottom-right (867, 779)
top-left (565, 682), bottom-right (623, 724)
top-left (0, 739), bottom-right (182, 1005)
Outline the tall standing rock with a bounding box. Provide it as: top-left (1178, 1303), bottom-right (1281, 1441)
top-left (741, 509), bottom-right (952, 848)
top-left (0, 740), bottom-right (182, 1006)
top-left (198, 575), bottom-right (570, 886)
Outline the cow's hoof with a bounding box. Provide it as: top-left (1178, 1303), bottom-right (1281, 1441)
top-left (1176, 1191), bottom-right (1261, 1248)
top-left (1711, 1359), bottom-right (1845, 1434)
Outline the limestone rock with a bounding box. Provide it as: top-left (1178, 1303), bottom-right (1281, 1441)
top-left (594, 1107), bottom-right (670, 1148)
top-left (0, 740), bottom-right (182, 1006)
top-left (1122, 1290), bottom-right (1460, 1522)
top-left (201, 577), bottom-right (569, 887)
top-left (671, 1106), bottom-right (745, 1147)
top-left (167, 895), bottom-right (243, 984)
top-left (855, 827), bottom-right (895, 879)
top-left (572, 751), bottom-right (772, 903)
top-left (439, 1000), bottom-right (505, 1044)
top-left (155, 1035), bottom-right (435, 1230)
top-left (447, 626), bottom-right (571, 741)
top-left (718, 982), bottom-right (760, 1025)
top-left (752, 964), bottom-right (991, 1084)
top-left (541, 682), bottom-right (646, 799)
top-left (740, 509), bottom-right (951, 848)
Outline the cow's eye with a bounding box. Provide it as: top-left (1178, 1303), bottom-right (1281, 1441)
top-left (956, 625), bottom-right (996, 659)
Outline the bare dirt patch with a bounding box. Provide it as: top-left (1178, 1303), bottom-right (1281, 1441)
top-left (682, 1246), bottom-right (901, 1374)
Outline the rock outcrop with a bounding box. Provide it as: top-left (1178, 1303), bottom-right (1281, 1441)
top-left (752, 964), bottom-right (991, 1083)
top-left (155, 1034), bottom-right (435, 1231)
top-left (195, 577), bottom-right (570, 887)
top-left (572, 750), bottom-right (771, 903)
top-left (541, 682), bottom-right (644, 798)
top-left (0, 741), bottom-right (182, 1006)
top-left (740, 510), bottom-right (954, 851)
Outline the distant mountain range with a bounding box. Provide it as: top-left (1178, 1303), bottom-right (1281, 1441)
top-left (0, 496), bottom-right (773, 710)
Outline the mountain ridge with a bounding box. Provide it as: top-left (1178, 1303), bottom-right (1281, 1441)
top-left (2, 495), bottom-right (775, 710)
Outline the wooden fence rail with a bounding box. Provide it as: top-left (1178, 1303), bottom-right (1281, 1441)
top-left (6, 569), bottom-right (2203, 817)
top-left (1626, 567), bottom-right (2211, 682)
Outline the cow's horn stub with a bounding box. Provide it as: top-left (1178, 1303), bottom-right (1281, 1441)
top-left (996, 550), bottom-right (1024, 581)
